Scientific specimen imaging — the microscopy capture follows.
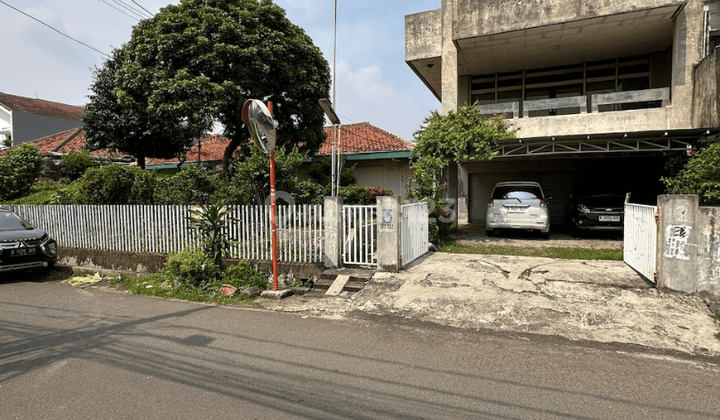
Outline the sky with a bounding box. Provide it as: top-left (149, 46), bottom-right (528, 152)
top-left (0, 0), bottom-right (440, 142)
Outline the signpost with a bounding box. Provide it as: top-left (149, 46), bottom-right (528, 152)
top-left (242, 99), bottom-right (279, 290)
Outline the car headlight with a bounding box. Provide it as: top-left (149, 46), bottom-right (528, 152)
top-left (577, 204), bottom-right (590, 214)
top-left (41, 239), bottom-right (57, 257)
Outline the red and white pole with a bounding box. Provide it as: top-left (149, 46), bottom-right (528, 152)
top-left (268, 102), bottom-right (279, 291)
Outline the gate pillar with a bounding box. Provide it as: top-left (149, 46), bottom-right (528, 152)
top-left (377, 196), bottom-right (402, 272)
top-left (323, 196), bottom-right (344, 268)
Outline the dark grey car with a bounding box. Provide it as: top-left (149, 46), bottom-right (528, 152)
top-left (0, 208), bottom-right (57, 274)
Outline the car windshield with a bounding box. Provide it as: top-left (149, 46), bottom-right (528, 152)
top-left (0, 211), bottom-right (34, 231)
top-left (492, 186), bottom-right (542, 200)
top-left (580, 194), bottom-right (625, 207)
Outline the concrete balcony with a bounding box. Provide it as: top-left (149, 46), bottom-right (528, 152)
top-left (478, 88), bottom-right (672, 138)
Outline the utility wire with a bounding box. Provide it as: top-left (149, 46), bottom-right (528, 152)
top-left (100, 0), bottom-right (140, 21)
top-left (130, 0), bottom-right (153, 17)
top-left (0, 0), bottom-right (109, 57)
top-left (112, 0), bottom-right (152, 19)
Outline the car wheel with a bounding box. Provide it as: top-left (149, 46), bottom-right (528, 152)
top-left (570, 226), bottom-right (579, 238)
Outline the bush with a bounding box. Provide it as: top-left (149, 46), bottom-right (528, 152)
top-left (223, 261), bottom-right (268, 290)
top-left (293, 180), bottom-right (326, 205)
top-left (663, 141), bottom-right (720, 205)
top-left (163, 248), bottom-right (220, 290)
top-left (0, 143), bottom-right (45, 200)
top-left (155, 165), bottom-right (243, 205)
top-left (339, 186), bottom-right (392, 205)
top-left (7, 183), bottom-right (62, 205)
top-left (77, 164), bottom-right (156, 204)
top-left (61, 151), bottom-right (101, 181)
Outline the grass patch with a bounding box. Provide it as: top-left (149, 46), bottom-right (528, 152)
top-left (440, 239), bottom-right (623, 261)
top-left (121, 274), bottom-right (260, 306)
top-left (3, 183), bottom-right (62, 205)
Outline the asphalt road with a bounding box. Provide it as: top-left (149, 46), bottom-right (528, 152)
top-left (1, 277), bottom-right (719, 420)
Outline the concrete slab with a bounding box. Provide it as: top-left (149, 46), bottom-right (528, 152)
top-left (326, 274), bottom-right (350, 296)
top-left (259, 252), bottom-right (720, 357)
top-left (260, 289), bottom-right (294, 300)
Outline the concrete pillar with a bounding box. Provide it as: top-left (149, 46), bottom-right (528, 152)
top-left (441, 0), bottom-right (458, 116)
top-left (657, 195), bottom-right (700, 293)
top-left (377, 196), bottom-right (402, 272)
top-left (323, 196), bottom-right (343, 269)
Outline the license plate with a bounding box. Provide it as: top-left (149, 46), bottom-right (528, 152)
top-left (599, 215), bottom-right (621, 222)
top-left (506, 207), bottom-right (526, 213)
top-left (10, 248), bottom-right (36, 257)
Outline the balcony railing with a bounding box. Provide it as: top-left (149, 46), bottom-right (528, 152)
top-left (478, 88), bottom-right (670, 119)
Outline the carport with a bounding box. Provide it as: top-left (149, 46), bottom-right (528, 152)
top-left (457, 129), bottom-right (718, 228)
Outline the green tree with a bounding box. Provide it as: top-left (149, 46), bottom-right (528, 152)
top-left (83, 49), bottom-right (194, 169)
top-left (231, 145), bottom-right (308, 205)
top-left (74, 165), bottom-right (156, 205)
top-left (60, 150), bottom-right (101, 181)
top-left (0, 143), bottom-right (45, 200)
top-left (662, 141), bottom-right (720, 205)
top-left (411, 106), bottom-right (515, 199)
top-left (114, 0), bottom-right (331, 178)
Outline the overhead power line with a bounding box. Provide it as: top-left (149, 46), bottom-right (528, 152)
top-left (0, 0), bottom-right (109, 57)
top-left (130, 0), bottom-right (153, 16)
top-left (100, 0), bottom-right (140, 21)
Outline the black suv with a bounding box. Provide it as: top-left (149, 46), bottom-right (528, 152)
top-left (568, 193), bottom-right (626, 237)
top-left (0, 208), bottom-right (57, 274)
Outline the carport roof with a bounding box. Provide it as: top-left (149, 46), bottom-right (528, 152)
top-left (484, 128), bottom-right (720, 159)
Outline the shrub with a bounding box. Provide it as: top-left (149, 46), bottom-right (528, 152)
top-left (339, 186), bottom-right (392, 205)
top-left (0, 143), bottom-right (45, 200)
top-left (662, 141), bottom-right (720, 205)
top-left (293, 180), bottom-right (326, 205)
top-left (163, 248), bottom-right (219, 290)
top-left (61, 151), bottom-right (101, 181)
top-left (77, 164), bottom-right (156, 204)
top-left (223, 261), bottom-right (268, 290)
top-left (154, 165), bottom-right (244, 205)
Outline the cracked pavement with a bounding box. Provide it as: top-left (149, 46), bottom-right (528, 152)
top-left (260, 252), bottom-right (720, 358)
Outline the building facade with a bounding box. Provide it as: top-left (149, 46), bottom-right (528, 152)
top-left (406, 0), bottom-right (720, 227)
top-left (0, 92), bottom-right (84, 148)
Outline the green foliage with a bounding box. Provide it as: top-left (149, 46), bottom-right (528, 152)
top-left (439, 240), bottom-right (624, 261)
top-left (662, 141), bottom-right (720, 205)
top-left (163, 248), bottom-right (220, 290)
top-left (83, 49), bottom-right (192, 169)
top-left (60, 151), bottom-right (101, 181)
top-left (2, 137), bottom-right (10, 148)
top-left (0, 143), bottom-right (46, 200)
top-left (411, 106), bottom-right (514, 199)
top-left (75, 165), bottom-right (156, 204)
top-left (293, 180), bottom-right (326, 205)
top-left (110, 0), bottom-right (330, 177)
top-left (307, 157), bottom-right (357, 187)
top-left (3, 183), bottom-right (61, 205)
top-left (338, 186), bottom-right (392, 205)
top-left (231, 146), bottom-right (308, 205)
top-left (154, 165), bottom-right (244, 205)
top-left (223, 261), bottom-right (268, 290)
top-left (188, 202), bottom-right (234, 270)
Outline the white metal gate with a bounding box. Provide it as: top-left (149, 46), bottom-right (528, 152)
top-left (342, 205), bottom-right (377, 265)
top-left (623, 203), bottom-right (658, 281)
top-left (402, 202), bottom-right (429, 266)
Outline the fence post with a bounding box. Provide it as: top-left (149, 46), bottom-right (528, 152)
top-left (323, 196), bottom-right (344, 268)
top-left (656, 195), bottom-right (700, 293)
top-left (377, 196), bottom-right (402, 272)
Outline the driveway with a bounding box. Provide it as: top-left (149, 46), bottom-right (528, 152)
top-left (260, 251), bottom-right (720, 358)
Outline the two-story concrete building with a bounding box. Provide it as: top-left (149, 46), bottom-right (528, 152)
top-left (406, 0), bottom-right (720, 227)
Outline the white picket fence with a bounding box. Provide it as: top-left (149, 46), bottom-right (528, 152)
top-left (10, 205), bottom-right (323, 263)
top-left (623, 203), bottom-right (658, 281)
top-left (401, 202), bottom-right (429, 266)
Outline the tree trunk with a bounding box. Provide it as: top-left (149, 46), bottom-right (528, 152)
top-left (137, 150), bottom-right (146, 170)
top-left (222, 137), bottom-right (242, 180)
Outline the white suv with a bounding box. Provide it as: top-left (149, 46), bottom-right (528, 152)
top-left (485, 181), bottom-right (550, 238)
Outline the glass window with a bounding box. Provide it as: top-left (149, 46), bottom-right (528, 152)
top-left (0, 212), bottom-right (33, 231)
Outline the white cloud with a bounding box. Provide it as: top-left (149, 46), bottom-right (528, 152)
top-left (334, 61), bottom-right (437, 142)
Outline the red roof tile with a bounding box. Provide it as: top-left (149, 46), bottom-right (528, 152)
top-left (0, 128), bottom-right (121, 159)
top-left (319, 122), bottom-right (413, 155)
top-left (0, 92), bottom-right (84, 121)
top-left (146, 134), bottom-right (231, 165)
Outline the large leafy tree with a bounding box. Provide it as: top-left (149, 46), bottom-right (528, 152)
top-left (411, 106), bottom-right (515, 199)
top-left (113, 0), bottom-right (331, 177)
top-left (83, 49), bottom-right (194, 169)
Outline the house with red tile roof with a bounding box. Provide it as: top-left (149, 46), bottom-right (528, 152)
top-left (0, 92), bottom-right (84, 148)
top-left (1, 121), bottom-right (415, 198)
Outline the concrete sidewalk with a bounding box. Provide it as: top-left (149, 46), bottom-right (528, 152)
top-left (259, 252), bottom-right (720, 358)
